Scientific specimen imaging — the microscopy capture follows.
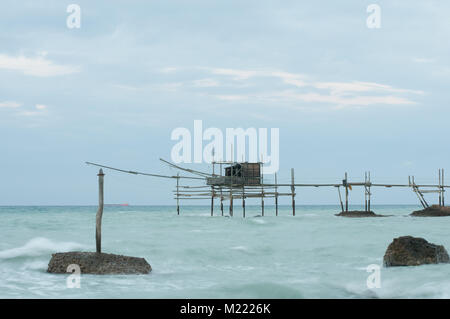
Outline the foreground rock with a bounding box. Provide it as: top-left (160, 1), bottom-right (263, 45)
top-left (335, 210), bottom-right (389, 217)
top-left (47, 252), bottom-right (151, 274)
top-left (384, 236), bottom-right (450, 267)
top-left (411, 205), bottom-right (450, 217)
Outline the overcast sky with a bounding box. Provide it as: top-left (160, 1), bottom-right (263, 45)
top-left (1, 1), bottom-right (449, 205)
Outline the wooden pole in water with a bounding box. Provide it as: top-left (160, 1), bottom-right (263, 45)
top-left (220, 189), bottom-right (224, 216)
top-left (242, 186), bottom-right (245, 218)
top-left (345, 172), bottom-right (349, 212)
top-left (211, 159), bottom-right (215, 216)
top-left (275, 173), bottom-right (279, 216)
top-left (220, 163), bottom-right (224, 216)
top-left (439, 169), bottom-right (442, 207)
top-left (337, 186), bottom-right (344, 212)
top-left (364, 172), bottom-right (368, 212)
top-left (229, 166), bottom-right (233, 217)
top-left (211, 186), bottom-right (214, 217)
top-left (291, 168), bottom-right (296, 216)
top-left (261, 159), bottom-right (264, 216)
top-left (443, 169), bottom-right (445, 206)
top-left (261, 187), bottom-right (265, 217)
top-left (176, 173), bottom-right (180, 215)
top-left (368, 171), bottom-right (371, 212)
top-left (96, 169), bottom-right (105, 254)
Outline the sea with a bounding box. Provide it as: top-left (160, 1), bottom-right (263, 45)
top-left (1, 205), bottom-right (450, 299)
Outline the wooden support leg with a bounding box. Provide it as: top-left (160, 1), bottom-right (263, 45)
top-left (96, 169), bottom-right (105, 254)
top-left (275, 173), bottom-right (279, 216)
top-left (291, 168), bottom-right (296, 216)
top-left (261, 189), bottom-right (265, 217)
top-left (242, 187), bottom-right (245, 218)
top-left (345, 172), bottom-right (349, 212)
top-left (211, 187), bottom-right (214, 217)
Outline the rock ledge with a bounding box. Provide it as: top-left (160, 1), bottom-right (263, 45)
top-left (335, 210), bottom-right (389, 217)
top-left (384, 236), bottom-right (449, 267)
top-left (47, 251), bottom-right (151, 274)
top-left (411, 205), bottom-right (450, 217)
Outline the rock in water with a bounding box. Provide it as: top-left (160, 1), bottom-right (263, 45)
top-left (47, 252), bottom-right (151, 274)
top-left (383, 236), bottom-right (450, 267)
top-left (411, 205), bottom-right (450, 217)
top-left (335, 211), bottom-right (389, 217)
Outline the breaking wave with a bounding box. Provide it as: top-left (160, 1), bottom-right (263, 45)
top-left (0, 237), bottom-right (85, 259)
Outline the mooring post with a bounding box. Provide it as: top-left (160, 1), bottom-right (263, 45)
top-left (275, 173), bottom-right (279, 216)
top-left (96, 169), bottom-right (105, 254)
top-left (291, 168), bottom-right (296, 216)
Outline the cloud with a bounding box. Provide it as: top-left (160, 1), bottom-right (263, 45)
top-left (191, 78), bottom-right (220, 87)
top-left (16, 111), bottom-right (42, 117)
top-left (35, 104), bottom-right (47, 110)
top-left (160, 67), bottom-right (179, 73)
top-left (0, 54), bottom-right (80, 77)
top-left (159, 66), bottom-right (422, 109)
top-left (412, 57), bottom-right (435, 64)
top-left (312, 81), bottom-right (424, 96)
top-left (0, 101), bottom-right (22, 108)
top-left (207, 67), bottom-right (307, 87)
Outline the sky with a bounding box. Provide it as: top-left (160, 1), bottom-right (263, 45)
top-left (0, 0), bottom-right (449, 206)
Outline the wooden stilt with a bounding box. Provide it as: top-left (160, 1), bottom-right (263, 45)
top-left (176, 173), bottom-right (180, 215)
top-left (337, 186), bottom-right (344, 212)
top-left (261, 160), bottom-right (264, 216)
top-left (364, 172), bottom-right (368, 212)
top-left (275, 173), bottom-right (279, 216)
top-left (439, 169), bottom-right (442, 206)
top-left (96, 169), bottom-right (105, 254)
top-left (242, 186), bottom-right (245, 218)
top-left (229, 166), bottom-right (233, 217)
top-left (230, 195), bottom-right (233, 217)
top-left (344, 173), bottom-right (348, 212)
top-left (441, 169), bottom-right (445, 206)
top-left (291, 168), bottom-right (296, 216)
top-left (261, 188), bottom-right (265, 217)
top-left (211, 186), bottom-right (214, 217)
top-left (368, 171), bottom-right (371, 212)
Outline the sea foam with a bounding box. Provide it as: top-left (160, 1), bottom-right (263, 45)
top-left (0, 237), bottom-right (85, 259)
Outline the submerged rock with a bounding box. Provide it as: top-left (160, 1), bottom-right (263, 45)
top-left (47, 251), bottom-right (151, 274)
top-left (411, 205), bottom-right (450, 217)
top-left (335, 210), bottom-right (389, 217)
top-left (383, 236), bottom-right (450, 267)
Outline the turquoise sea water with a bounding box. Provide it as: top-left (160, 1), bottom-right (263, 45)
top-left (1, 205), bottom-right (450, 299)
